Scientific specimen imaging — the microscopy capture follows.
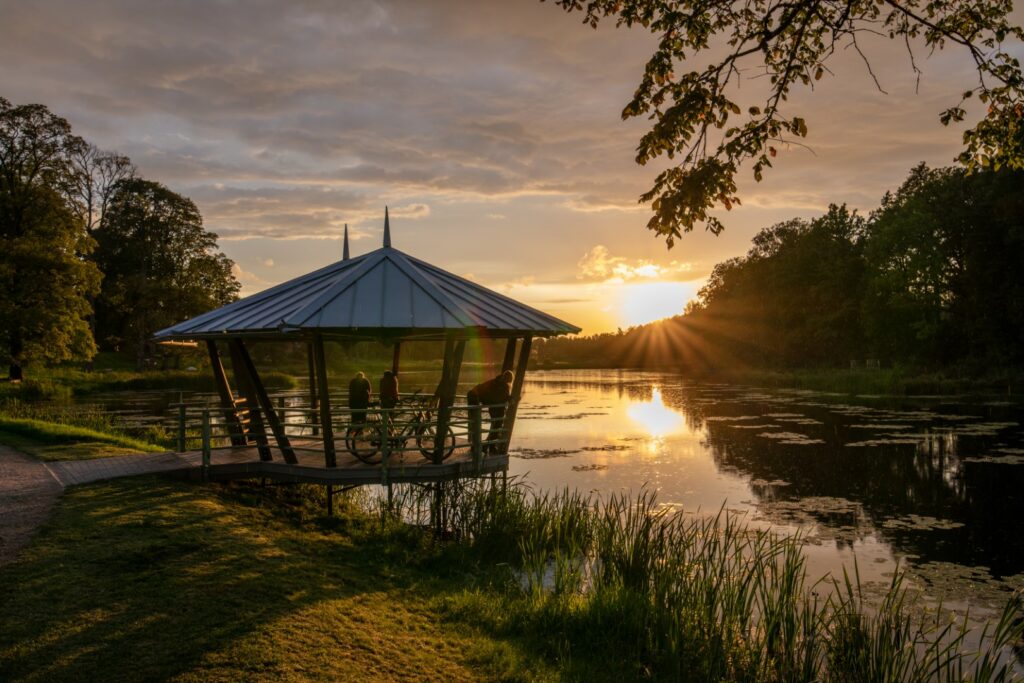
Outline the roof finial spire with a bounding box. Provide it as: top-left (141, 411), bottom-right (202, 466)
top-left (343, 223), bottom-right (350, 261)
top-left (383, 206), bottom-right (392, 248)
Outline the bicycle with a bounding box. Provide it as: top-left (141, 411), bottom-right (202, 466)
top-left (344, 392), bottom-right (456, 465)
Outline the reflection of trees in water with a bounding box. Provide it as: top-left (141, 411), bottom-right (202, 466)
top-left (693, 397), bottom-right (1024, 577)
top-left (526, 378), bottom-right (654, 403)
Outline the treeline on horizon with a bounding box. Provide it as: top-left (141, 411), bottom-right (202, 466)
top-left (1, 97), bottom-right (240, 379)
top-left (537, 164), bottom-right (1024, 376)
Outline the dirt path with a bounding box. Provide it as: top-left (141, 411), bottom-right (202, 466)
top-left (0, 445), bottom-right (63, 567)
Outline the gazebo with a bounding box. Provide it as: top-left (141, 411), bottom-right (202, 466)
top-left (154, 210), bottom-right (579, 486)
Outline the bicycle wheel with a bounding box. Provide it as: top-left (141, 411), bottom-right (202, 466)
top-left (345, 425), bottom-right (382, 464)
top-left (416, 424), bottom-right (457, 463)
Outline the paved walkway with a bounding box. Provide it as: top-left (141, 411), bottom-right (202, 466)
top-left (0, 445), bottom-right (63, 567)
top-left (43, 450), bottom-right (194, 487)
top-left (0, 447), bottom-right (197, 567)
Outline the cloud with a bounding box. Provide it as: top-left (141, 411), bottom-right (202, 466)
top-left (230, 262), bottom-right (273, 294)
top-left (577, 245), bottom-right (693, 284)
top-left (0, 0), bottom-right (660, 241)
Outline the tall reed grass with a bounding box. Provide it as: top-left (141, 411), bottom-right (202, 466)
top-left (376, 479), bottom-right (1024, 681)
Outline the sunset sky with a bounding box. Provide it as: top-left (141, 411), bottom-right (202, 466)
top-left (3, 0), bottom-right (1017, 333)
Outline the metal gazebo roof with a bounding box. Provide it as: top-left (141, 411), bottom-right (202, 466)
top-left (154, 213), bottom-right (580, 342)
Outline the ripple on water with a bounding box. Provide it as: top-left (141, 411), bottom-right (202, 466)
top-left (962, 453), bottom-right (1024, 465)
top-left (776, 417), bottom-right (825, 425)
top-left (881, 514), bottom-right (965, 531)
top-left (511, 448), bottom-right (581, 459)
top-left (845, 438), bottom-right (921, 447)
top-left (749, 478), bottom-right (791, 487)
top-left (848, 423), bottom-right (915, 430)
top-left (756, 431), bottom-right (826, 445)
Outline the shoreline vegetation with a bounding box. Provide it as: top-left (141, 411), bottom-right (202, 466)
top-left (0, 470), bottom-right (1021, 681)
top-left (533, 363), bottom-right (1024, 398)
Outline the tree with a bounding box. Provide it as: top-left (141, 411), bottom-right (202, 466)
top-left (0, 98), bottom-right (101, 380)
top-left (549, 0), bottom-right (1024, 245)
top-left (67, 143), bottom-right (135, 236)
top-left (66, 143), bottom-right (136, 369)
top-left (863, 164), bottom-right (1024, 366)
top-left (689, 206), bottom-right (866, 366)
top-left (94, 178), bottom-right (239, 369)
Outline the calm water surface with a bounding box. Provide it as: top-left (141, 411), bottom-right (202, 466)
top-left (511, 369), bottom-right (1024, 620)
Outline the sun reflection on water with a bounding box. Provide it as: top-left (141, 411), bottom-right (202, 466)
top-left (626, 387), bottom-right (685, 438)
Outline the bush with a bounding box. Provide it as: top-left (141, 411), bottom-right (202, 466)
top-left (0, 379), bottom-right (72, 402)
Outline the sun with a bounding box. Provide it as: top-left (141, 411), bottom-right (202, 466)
top-left (618, 281), bottom-right (698, 328)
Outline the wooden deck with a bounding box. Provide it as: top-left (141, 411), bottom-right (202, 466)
top-left (184, 439), bottom-right (508, 485)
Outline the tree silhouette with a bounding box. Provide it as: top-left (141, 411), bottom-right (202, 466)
top-left (550, 0), bottom-right (1024, 245)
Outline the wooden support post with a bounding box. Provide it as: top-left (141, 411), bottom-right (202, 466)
top-left (470, 402), bottom-right (483, 471)
top-left (314, 336), bottom-right (336, 468)
top-left (433, 483), bottom-right (443, 536)
top-left (229, 340), bottom-right (272, 461)
top-left (434, 338), bottom-right (465, 463)
top-left (437, 337), bottom-right (454, 394)
top-left (231, 340), bottom-right (298, 464)
top-left (177, 403), bottom-right (187, 452)
top-left (201, 409), bottom-right (211, 481)
top-left (379, 408), bottom-right (391, 484)
top-left (307, 342), bottom-right (319, 436)
top-left (207, 340), bottom-right (247, 446)
top-left (501, 338), bottom-right (517, 373)
top-left (392, 341), bottom-right (401, 375)
top-left (500, 335), bottom-right (532, 455)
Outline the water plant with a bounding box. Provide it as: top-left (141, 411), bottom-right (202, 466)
top-left (381, 479), bottom-right (1024, 681)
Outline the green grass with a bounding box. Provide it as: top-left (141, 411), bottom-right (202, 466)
top-left (0, 479), bottom-right (549, 682)
top-left (0, 417), bottom-right (165, 460)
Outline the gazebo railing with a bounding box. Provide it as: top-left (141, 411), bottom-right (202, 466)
top-left (168, 394), bottom-right (513, 471)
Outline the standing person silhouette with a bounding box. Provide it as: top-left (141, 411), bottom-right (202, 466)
top-left (467, 370), bottom-right (514, 454)
top-left (379, 370), bottom-right (399, 425)
top-left (348, 371), bottom-right (371, 425)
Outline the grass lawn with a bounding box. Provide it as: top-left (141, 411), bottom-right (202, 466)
top-left (0, 478), bottom-right (549, 682)
top-left (0, 417), bottom-right (165, 461)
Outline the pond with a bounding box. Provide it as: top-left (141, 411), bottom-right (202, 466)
top-left (510, 369), bottom-right (1024, 624)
